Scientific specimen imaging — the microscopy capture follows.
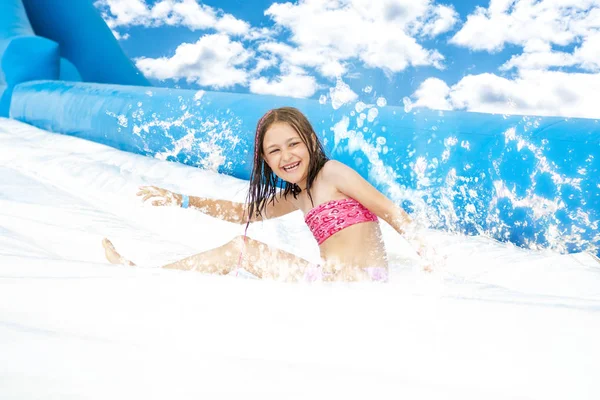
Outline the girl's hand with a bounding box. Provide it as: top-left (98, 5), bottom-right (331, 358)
top-left (404, 225), bottom-right (445, 272)
top-left (137, 186), bottom-right (182, 207)
top-left (414, 240), bottom-right (439, 272)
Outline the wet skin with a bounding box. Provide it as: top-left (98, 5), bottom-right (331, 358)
top-left (262, 122), bottom-right (388, 274)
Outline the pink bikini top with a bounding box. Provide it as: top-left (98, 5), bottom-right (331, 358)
top-left (304, 198), bottom-right (378, 245)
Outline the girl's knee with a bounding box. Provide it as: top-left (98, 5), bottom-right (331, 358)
top-left (231, 235), bottom-right (269, 259)
top-left (230, 235), bottom-right (248, 251)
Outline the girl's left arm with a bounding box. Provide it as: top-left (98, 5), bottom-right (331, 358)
top-left (324, 161), bottom-right (439, 269)
top-left (323, 160), bottom-right (414, 235)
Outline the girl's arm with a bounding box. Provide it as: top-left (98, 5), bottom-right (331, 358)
top-left (323, 161), bottom-right (437, 267)
top-left (322, 161), bottom-right (414, 234)
top-left (137, 186), bottom-right (297, 224)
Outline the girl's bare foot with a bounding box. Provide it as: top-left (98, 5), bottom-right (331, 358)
top-left (102, 238), bottom-right (136, 266)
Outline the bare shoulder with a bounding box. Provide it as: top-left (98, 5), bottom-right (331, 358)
top-left (320, 159), bottom-right (349, 178)
top-left (321, 160), bottom-right (358, 186)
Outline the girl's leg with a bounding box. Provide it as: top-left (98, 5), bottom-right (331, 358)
top-left (102, 238), bottom-right (135, 266)
top-left (102, 236), bottom-right (311, 281)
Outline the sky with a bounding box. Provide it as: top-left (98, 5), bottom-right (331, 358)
top-left (94, 0), bottom-right (600, 119)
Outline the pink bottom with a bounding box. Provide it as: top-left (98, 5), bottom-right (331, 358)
top-left (303, 265), bottom-right (388, 282)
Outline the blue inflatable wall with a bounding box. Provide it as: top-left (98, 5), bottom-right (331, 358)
top-left (1, 0), bottom-right (599, 256)
top-left (11, 81), bottom-right (600, 256)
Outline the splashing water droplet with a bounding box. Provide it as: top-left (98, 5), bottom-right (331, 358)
top-left (117, 115), bottom-right (128, 127)
top-left (330, 78), bottom-right (358, 110)
top-left (403, 97), bottom-right (413, 113)
top-left (355, 101), bottom-right (368, 113)
top-left (357, 117), bottom-right (364, 128)
top-left (376, 97), bottom-right (387, 107)
top-left (367, 108), bottom-right (379, 122)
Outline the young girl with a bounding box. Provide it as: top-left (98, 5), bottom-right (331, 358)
top-left (103, 107), bottom-right (431, 282)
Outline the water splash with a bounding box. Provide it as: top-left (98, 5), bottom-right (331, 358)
top-left (326, 95), bottom-right (598, 256)
top-left (330, 78), bottom-right (358, 110)
top-left (105, 101), bottom-right (244, 174)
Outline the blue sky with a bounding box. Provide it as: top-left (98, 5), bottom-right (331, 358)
top-left (94, 0), bottom-right (600, 119)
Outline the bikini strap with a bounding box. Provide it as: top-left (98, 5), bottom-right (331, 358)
top-left (235, 220), bottom-right (250, 276)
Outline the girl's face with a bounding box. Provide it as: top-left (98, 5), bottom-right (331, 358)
top-left (262, 122), bottom-right (310, 186)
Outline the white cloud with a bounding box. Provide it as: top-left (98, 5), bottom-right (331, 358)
top-left (500, 48), bottom-right (576, 71)
top-left (244, 27), bottom-right (277, 41)
top-left (96, 0), bottom-right (458, 98)
top-left (428, 0), bottom-right (600, 119)
top-left (450, 0), bottom-right (600, 72)
top-left (95, 0), bottom-right (148, 27)
top-left (418, 4), bottom-right (460, 37)
top-left (250, 57), bottom-right (278, 76)
top-left (408, 77), bottom-right (452, 110)
top-left (110, 29), bottom-right (130, 41)
top-left (320, 60), bottom-right (346, 78)
top-left (95, 0), bottom-right (250, 36)
top-left (249, 67), bottom-right (318, 98)
top-left (257, 41), bottom-right (347, 78)
top-left (170, 0), bottom-right (217, 30)
top-left (215, 14), bottom-right (251, 36)
top-left (572, 31), bottom-right (600, 72)
top-left (262, 0), bottom-right (457, 75)
top-left (135, 34), bottom-right (252, 88)
top-left (409, 71), bottom-right (600, 119)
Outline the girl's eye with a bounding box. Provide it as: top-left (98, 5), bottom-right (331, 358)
top-left (269, 149), bottom-right (279, 154)
top-left (290, 142), bottom-right (299, 147)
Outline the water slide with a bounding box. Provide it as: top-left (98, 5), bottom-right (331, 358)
top-left (1, 0), bottom-right (598, 256)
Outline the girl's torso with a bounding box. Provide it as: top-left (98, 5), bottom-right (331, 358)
top-left (289, 167), bottom-right (388, 273)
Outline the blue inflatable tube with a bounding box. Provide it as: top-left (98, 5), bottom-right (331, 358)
top-left (10, 80), bottom-right (600, 256)
top-left (0, 0), bottom-right (149, 116)
top-left (21, 0), bottom-right (150, 86)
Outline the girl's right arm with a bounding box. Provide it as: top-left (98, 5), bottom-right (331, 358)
top-left (137, 186), bottom-right (297, 224)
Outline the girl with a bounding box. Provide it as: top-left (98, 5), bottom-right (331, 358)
top-left (103, 107), bottom-right (432, 281)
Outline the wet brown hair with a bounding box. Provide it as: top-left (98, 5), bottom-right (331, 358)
top-left (244, 107), bottom-right (328, 223)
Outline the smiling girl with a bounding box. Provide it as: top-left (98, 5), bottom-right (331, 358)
top-left (103, 107), bottom-right (433, 281)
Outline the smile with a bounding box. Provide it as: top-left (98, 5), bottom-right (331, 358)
top-left (282, 161), bottom-right (300, 172)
